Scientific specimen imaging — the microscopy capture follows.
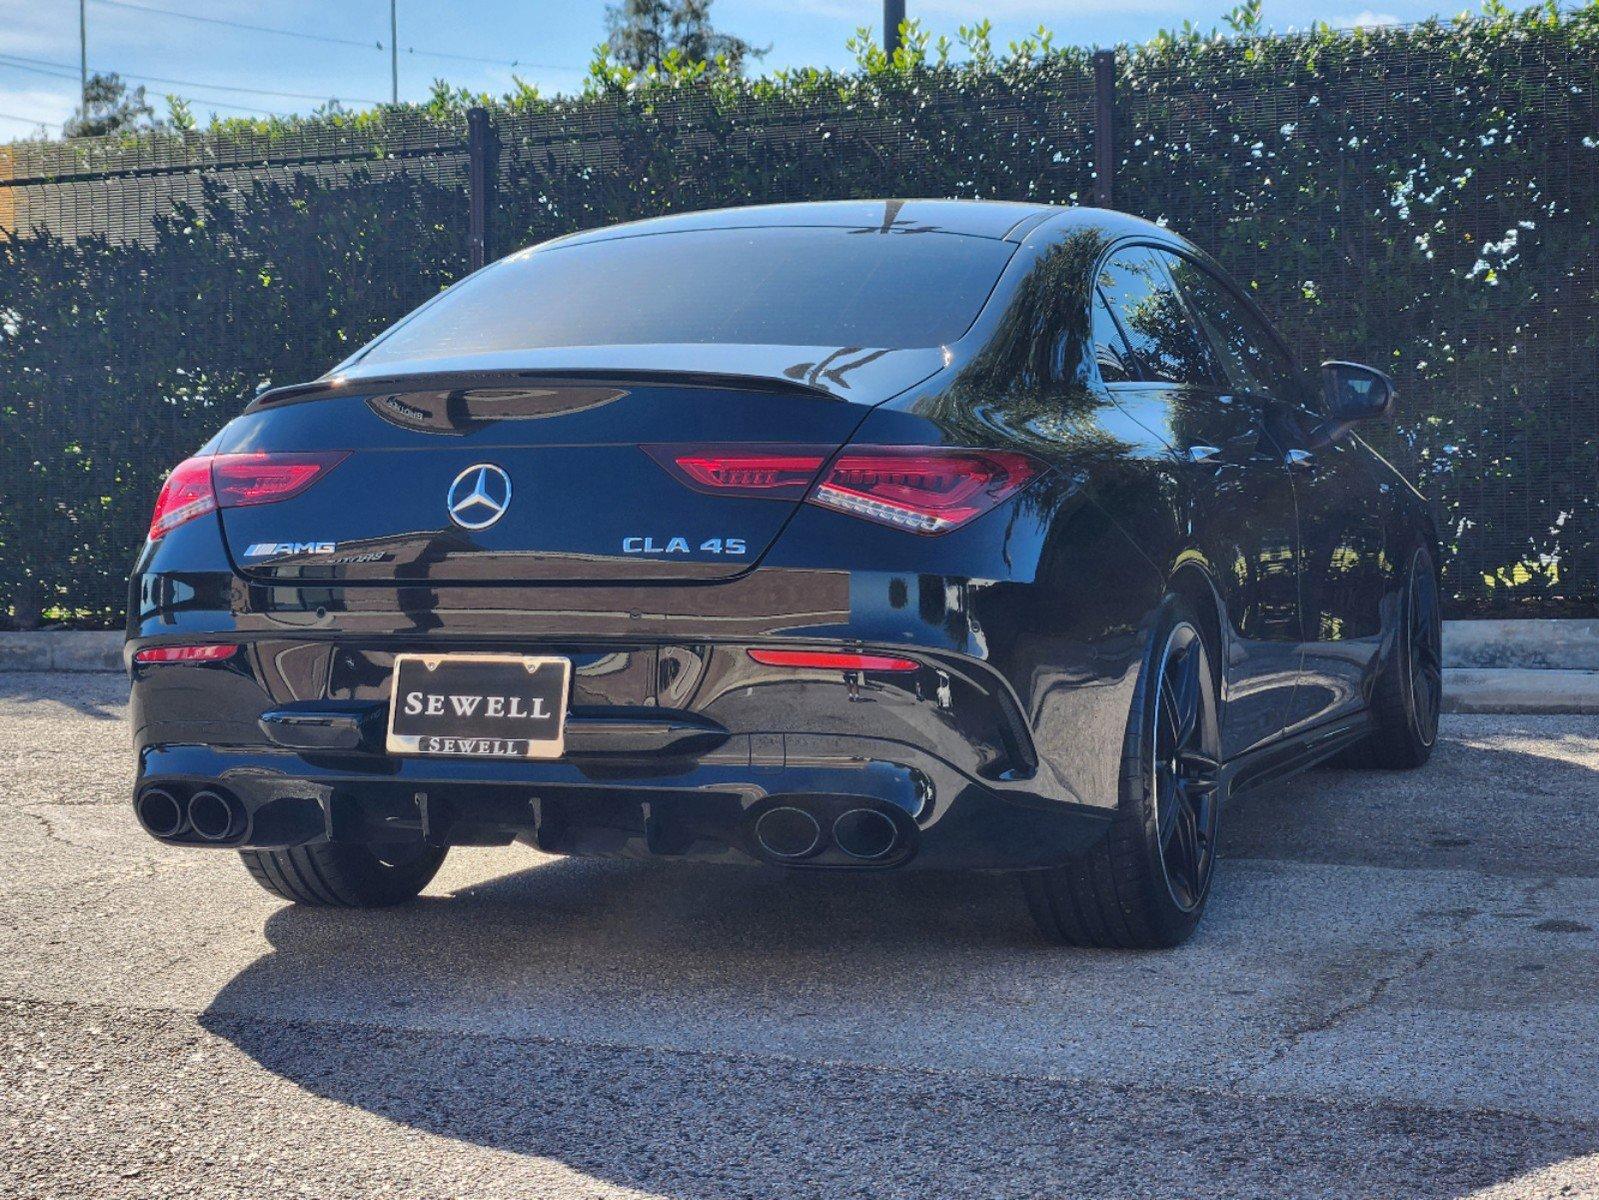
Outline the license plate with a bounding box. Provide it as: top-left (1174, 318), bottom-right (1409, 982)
top-left (386, 653), bottom-right (571, 759)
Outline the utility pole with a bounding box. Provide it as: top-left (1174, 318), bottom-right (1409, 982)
top-left (883, 0), bottom-right (905, 55)
top-left (389, 0), bottom-right (398, 104)
top-left (79, 0), bottom-right (88, 105)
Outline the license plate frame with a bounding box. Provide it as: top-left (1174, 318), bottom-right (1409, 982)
top-left (385, 652), bottom-right (571, 759)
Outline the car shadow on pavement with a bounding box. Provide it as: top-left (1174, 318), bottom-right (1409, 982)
top-left (194, 761), bottom-right (1599, 1200)
top-left (0, 671), bottom-right (128, 721)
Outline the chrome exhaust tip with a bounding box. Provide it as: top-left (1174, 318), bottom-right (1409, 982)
top-left (832, 808), bottom-right (899, 860)
top-left (753, 806), bottom-right (822, 860)
top-left (136, 788), bottom-right (187, 839)
top-left (187, 789), bottom-right (246, 842)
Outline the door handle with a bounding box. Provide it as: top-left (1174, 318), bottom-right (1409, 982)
top-left (1284, 448), bottom-right (1316, 472)
top-left (1185, 445), bottom-right (1224, 465)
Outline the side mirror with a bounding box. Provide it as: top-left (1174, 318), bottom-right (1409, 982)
top-left (1320, 361), bottom-right (1395, 423)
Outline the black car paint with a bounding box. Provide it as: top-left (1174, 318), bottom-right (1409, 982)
top-left (127, 201), bottom-right (1436, 870)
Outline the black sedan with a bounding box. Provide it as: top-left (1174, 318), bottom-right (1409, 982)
top-left (127, 199), bottom-right (1440, 948)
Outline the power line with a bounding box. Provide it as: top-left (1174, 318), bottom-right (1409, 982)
top-left (0, 57), bottom-right (288, 117)
top-left (88, 0), bottom-right (577, 73)
top-left (0, 110), bottom-right (62, 129)
top-left (398, 44), bottom-right (575, 72)
top-left (0, 52), bottom-right (381, 104)
top-left (88, 0), bottom-right (382, 51)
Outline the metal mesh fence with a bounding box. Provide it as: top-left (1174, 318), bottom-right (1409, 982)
top-left (0, 22), bottom-right (1594, 626)
top-left (1116, 25), bottom-right (1599, 614)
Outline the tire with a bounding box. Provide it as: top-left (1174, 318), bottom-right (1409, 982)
top-left (239, 842), bottom-right (447, 907)
top-left (1340, 546), bottom-right (1442, 770)
top-left (1024, 599), bottom-right (1224, 949)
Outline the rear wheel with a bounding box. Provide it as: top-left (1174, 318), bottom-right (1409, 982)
top-left (1342, 547), bottom-right (1442, 769)
top-left (1024, 600), bottom-right (1223, 949)
top-left (240, 843), bottom-right (447, 907)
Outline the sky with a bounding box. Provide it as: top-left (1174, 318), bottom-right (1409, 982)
top-left (0, 0), bottom-right (1449, 139)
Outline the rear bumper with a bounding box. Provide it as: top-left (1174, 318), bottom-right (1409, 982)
top-left (126, 630), bottom-right (1117, 870)
top-left (125, 507), bottom-right (1158, 868)
top-left (133, 734), bottom-right (1111, 870)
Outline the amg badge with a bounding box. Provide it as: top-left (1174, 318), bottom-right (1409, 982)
top-left (242, 541), bottom-right (336, 557)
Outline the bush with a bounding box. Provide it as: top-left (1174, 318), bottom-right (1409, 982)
top-left (1, 6), bottom-right (1594, 625)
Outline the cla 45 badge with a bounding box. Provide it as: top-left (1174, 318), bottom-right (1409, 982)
top-left (622, 536), bottom-right (747, 555)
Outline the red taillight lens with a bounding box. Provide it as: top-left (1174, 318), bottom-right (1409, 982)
top-left (813, 447), bottom-right (1042, 534)
top-left (148, 457), bottom-right (218, 540)
top-left (644, 446), bottom-right (827, 499)
top-left (147, 451), bottom-right (347, 540)
top-left (212, 451), bottom-right (348, 507)
top-left (133, 643), bottom-right (239, 664)
top-left (748, 649), bottom-right (919, 672)
top-left (647, 444), bottom-right (1043, 535)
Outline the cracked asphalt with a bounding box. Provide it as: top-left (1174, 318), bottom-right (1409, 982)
top-left (1, 671), bottom-right (1596, 1199)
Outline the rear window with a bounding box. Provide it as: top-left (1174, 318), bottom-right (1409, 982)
top-left (354, 227), bottom-right (1015, 365)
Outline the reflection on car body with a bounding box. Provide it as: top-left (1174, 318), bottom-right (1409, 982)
top-left (127, 200), bottom-right (1439, 948)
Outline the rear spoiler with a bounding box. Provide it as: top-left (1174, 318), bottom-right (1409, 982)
top-left (248, 343), bottom-right (949, 412)
top-left (247, 368), bottom-right (833, 414)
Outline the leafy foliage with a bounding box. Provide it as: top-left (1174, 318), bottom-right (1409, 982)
top-left (62, 72), bottom-right (167, 139)
top-left (0, 6), bottom-right (1595, 625)
top-left (605, 0), bottom-right (766, 74)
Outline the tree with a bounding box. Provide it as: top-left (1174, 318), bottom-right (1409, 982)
top-left (63, 72), bottom-right (164, 138)
top-left (605, 0), bottom-right (767, 72)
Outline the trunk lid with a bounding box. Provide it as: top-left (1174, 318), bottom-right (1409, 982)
top-left (215, 349), bottom-right (943, 586)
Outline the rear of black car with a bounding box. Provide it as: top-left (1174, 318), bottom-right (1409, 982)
top-left (127, 212), bottom-right (1109, 887)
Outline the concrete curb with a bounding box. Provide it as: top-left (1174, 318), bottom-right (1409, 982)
top-left (1442, 668), bottom-right (1599, 715)
top-left (1443, 618), bottom-right (1599, 670)
top-left (0, 631), bottom-right (123, 673)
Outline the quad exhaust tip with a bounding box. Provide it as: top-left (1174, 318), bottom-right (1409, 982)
top-left (753, 806), bottom-right (822, 859)
top-left (135, 788), bottom-right (187, 839)
top-left (833, 808), bottom-right (899, 860)
top-left (187, 789), bottom-right (246, 842)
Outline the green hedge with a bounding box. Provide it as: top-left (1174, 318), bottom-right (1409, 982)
top-left (1, 6), bottom-right (1595, 626)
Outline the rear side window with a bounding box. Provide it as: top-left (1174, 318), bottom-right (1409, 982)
top-left (1091, 290), bottom-right (1139, 383)
top-left (1094, 248), bottom-right (1221, 387)
top-left (1159, 251), bottom-right (1304, 402)
top-left (355, 227), bottom-right (1017, 364)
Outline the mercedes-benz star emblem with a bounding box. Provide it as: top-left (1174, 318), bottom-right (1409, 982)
top-left (446, 464), bottom-right (512, 531)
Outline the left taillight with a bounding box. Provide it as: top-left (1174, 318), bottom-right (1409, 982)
top-left (148, 457), bottom-right (217, 540)
top-left (148, 452), bottom-right (347, 540)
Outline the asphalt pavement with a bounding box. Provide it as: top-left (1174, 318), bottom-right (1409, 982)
top-left (1, 671), bottom-right (1595, 1199)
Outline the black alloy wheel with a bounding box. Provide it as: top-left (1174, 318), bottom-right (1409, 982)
top-left (1151, 622), bottom-right (1222, 913)
top-left (1024, 599), bottom-right (1225, 949)
top-left (1406, 561), bottom-right (1443, 751)
top-left (1343, 546), bottom-right (1443, 770)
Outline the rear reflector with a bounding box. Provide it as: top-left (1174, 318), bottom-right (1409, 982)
top-left (647, 444), bottom-right (1043, 534)
top-left (748, 648), bottom-right (919, 672)
top-left (134, 644), bottom-right (239, 664)
top-left (148, 451), bottom-right (348, 540)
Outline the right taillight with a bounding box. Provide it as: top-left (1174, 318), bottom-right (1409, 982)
top-left (810, 446), bottom-right (1043, 534)
top-left (147, 451), bottom-right (347, 540)
top-left (647, 444), bottom-right (1044, 535)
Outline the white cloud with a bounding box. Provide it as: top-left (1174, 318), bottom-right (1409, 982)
top-left (1331, 10), bottom-right (1401, 26)
top-left (0, 83), bottom-right (74, 135)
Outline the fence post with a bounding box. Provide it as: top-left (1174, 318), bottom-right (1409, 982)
top-left (1092, 50), bottom-right (1115, 210)
top-left (466, 106), bottom-right (497, 272)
